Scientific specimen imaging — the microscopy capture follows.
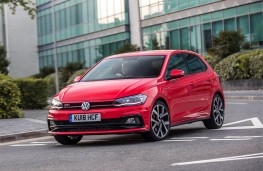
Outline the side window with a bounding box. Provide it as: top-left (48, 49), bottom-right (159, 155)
top-left (186, 54), bottom-right (207, 74)
top-left (165, 53), bottom-right (189, 78)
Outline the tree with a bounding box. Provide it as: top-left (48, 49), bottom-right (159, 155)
top-left (208, 31), bottom-right (245, 59)
top-left (151, 35), bottom-right (160, 50)
top-left (114, 43), bottom-right (139, 54)
top-left (0, 44), bottom-right (10, 75)
top-left (1, 0), bottom-right (35, 19)
top-left (94, 46), bottom-right (103, 63)
top-left (33, 67), bottom-right (55, 78)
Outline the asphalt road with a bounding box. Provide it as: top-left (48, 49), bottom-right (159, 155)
top-left (1, 99), bottom-right (262, 171)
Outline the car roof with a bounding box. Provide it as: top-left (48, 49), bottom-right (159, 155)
top-left (105, 50), bottom-right (199, 59)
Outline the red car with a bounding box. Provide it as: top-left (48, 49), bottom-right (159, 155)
top-left (48, 50), bottom-right (225, 145)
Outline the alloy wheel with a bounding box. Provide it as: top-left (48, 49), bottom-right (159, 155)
top-left (212, 96), bottom-right (224, 126)
top-left (151, 104), bottom-right (170, 138)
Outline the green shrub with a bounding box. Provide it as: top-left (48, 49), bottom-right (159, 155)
top-left (16, 78), bottom-right (49, 109)
top-left (242, 42), bottom-right (251, 50)
top-left (203, 55), bottom-right (221, 69)
top-left (60, 62), bottom-right (84, 87)
top-left (67, 69), bottom-right (87, 84)
top-left (44, 71), bottom-right (68, 96)
top-left (44, 73), bottom-right (56, 97)
top-left (249, 50), bottom-right (263, 79)
top-left (214, 49), bottom-right (263, 81)
top-left (43, 68), bottom-right (88, 97)
top-left (0, 74), bottom-right (23, 118)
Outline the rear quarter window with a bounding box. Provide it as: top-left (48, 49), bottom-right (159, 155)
top-left (186, 54), bottom-right (207, 74)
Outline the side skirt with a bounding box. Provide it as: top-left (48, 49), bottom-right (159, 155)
top-left (171, 117), bottom-right (210, 127)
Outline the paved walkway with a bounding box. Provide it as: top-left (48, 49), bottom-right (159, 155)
top-left (0, 110), bottom-right (48, 143)
top-left (0, 90), bottom-right (262, 143)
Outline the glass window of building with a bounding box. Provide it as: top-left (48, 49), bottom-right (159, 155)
top-left (178, 0), bottom-right (188, 10)
top-left (190, 26), bottom-right (202, 53)
top-left (224, 18), bottom-right (236, 31)
top-left (202, 23), bottom-right (212, 52)
top-left (212, 21), bottom-right (223, 37)
top-left (170, 29), bottom-right (180, 50)
top-left (180, 27), bottom-right (190, 50)
top-left (250, 13), bottom-right (263, 46)
top-left (237, 15), bottom-right (250, 42)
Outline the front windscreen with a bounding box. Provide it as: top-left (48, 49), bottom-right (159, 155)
top-left (80, 56), bottom-right (165, 81)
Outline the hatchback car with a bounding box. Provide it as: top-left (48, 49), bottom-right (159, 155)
top-left (48, 50), bottom-right (225, 145)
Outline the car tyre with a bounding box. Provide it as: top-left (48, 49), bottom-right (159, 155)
top-left (141, 101), bottom-right (170, 141)
top-left (203, 94), bottom-right (224, 129)
top-left (54, 135), bottom-right (83, 145)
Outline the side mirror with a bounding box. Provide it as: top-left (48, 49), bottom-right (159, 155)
top-left (74, 76), bottom-right (82, 83)
top-left (170, 69), bottom-right (184, 79)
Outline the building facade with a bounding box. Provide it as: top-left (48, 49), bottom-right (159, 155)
top-left (140, 0), bottom-right (263, 54)
top-left (0, 3), bottom-right (39, 78)
top-left (37, 0), bottom-right (130, 69)
top-left (37, 0), bottom-right (263, 69)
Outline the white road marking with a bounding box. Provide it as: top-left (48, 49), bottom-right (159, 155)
top-left (81, 140), bottom-right (109, 142)
top-left (225, 136), bottom-right (263, 138)
top-left (210, 138), bottom-right (252, 141)
top-left (162, 139), bottom-right (195, 142)
top-left (226, 103), bottom-right (247, 105)
top-left (223, 117), bottom-right (263, 126)
top-left (31, 141), bottom-right (57, 144)
top-left (170, 137), bottom-right (209, 139)
top-left (160, 135), bottom-right (262, 142)
top-left (0, 136), bottom-right (51, 146)
top-left (220, 117), bottom-right (263, 130)
top-left (10, 144), bottom-right (47, 147)
top-left (171, 153), bottom-right (263, 166)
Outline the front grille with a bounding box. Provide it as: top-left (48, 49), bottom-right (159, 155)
top-left (62, 101), bottom-right (114, 110)
top-left (48, 116), bottom-right (144, 133)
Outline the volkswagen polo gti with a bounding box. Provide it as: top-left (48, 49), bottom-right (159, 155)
top-left (48, 50), bottom-right (225, 145)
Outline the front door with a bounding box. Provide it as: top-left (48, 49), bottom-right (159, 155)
top-left (163, 53), bottom-right (195, 124)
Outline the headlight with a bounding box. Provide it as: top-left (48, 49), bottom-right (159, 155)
top-left (113, 94), bottom-right (147, 106)
top-left (50, 98), bottom-right (63, 110)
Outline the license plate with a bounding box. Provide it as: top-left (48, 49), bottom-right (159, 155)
top-left (69, 113), bottom-right (101, 122)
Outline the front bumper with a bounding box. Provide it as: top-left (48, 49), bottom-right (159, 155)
top-left (48, 105), bottom-right (151, 135)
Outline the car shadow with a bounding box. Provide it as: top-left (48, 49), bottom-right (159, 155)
top-left (52, 126), bottom-right (207, 148)
top-left (168, 127), bottom-right (206, 137)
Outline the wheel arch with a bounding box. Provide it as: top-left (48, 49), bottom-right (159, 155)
top-left (214, 91), bottom-right (225, 106)
top-left (155, 97), bottom-right (169, 110)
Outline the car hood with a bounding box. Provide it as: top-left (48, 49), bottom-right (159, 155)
top-left (57, 78), bottom-right (157, 102)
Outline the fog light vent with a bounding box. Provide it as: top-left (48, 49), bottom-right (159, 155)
top-left (49, 120), bottom-right (55, 126)
top-left (125, 117), bottom-right (141, 124)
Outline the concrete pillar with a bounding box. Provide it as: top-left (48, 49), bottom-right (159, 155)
top-left (128, 0), bottom-right (143, 50)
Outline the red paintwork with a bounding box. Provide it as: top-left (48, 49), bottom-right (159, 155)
top-left (170, 69), bottom-right (184, 79)
top-left (48, 50), bottom-right (224, 135)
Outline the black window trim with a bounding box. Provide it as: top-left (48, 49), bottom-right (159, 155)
top-left (165, 53), bottom-right (189, 80)
top-left (186, 53), bottom-right (208, 75)
top-left (165, 52), bottom-right (208, 80)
